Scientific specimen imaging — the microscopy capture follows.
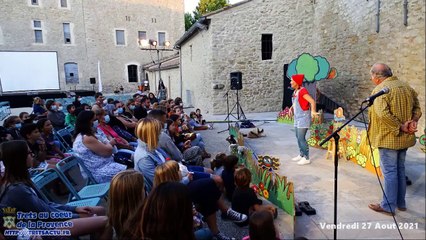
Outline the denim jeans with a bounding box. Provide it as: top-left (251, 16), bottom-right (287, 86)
top-left (191, 133), bottom-right (205, 151)
top-left (295, 127), bottom-right (309, 159)
top-left (379, 148), bottom-right (407, 212)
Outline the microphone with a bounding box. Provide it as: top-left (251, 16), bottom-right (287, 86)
top-left (362, 87), bottom-right (390, 103)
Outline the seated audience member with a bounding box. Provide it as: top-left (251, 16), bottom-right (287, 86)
top-left (174, 97), bottom-right (183, 107)
top-left (148, 92), bottom-right (158, 105)
top-left (242, 210), bottom-right (279, 240)
top-left (188, 112), bottom-right (212, 130)
top-left (65, 104), bottom-right (77, 128)
top-left (124, 182), bottom-right (195, 240)
top-left (222, 155), bottom-right (239, 200)
top-left (0, 126), bottom-right (13, 144)
top-left (45, 100), bottom-right (66, 130)
top-left (19, 112), bottom-right (30, 124)
top-left (108, 170), bottom-right (146, 239)
top-left (232, 167), bottom-right (276, 226)
top-left (124, 99), bottom-right (137, 119)
top-left (133, 97), bottom-right (147, 120)
top-left (104, 98), bottom-right (116, 115)
top-left (72, 95), bottom-right (82, 108)
top-left (20, 123), bottom-right (56, 169)
top-left (72, 111), bottom-right (126, 183)
top-left (0, 140), bottom-right (109, 238)
top-left (211, 152), bottom-right (226, 176)
top-left (3, 115), bottom-right (22, 140)
top-left (141, 95), bottom-right (151, 110)
top-left (92, 92), bottom-right (105, 112)
top-left (153, 161), bottom-right (247, 240)
top-left (32, 97), bottom-right (47, 117)
top-left (148, 110), bottom-right (204, 166)
top-left (195, 108), bottom-right (206, 125)
top-left (169, 114), bottom-right (211, 159)
top-left (113, 101), bottom-right (137, 131)
top-left (166, 119), bottom-right (204, 166)
top-left (37, 119), bottom-right (69, 160)
top-left (93, 108), bottom-right (134, 151)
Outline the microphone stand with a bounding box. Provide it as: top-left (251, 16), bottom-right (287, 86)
top-left (319, 101), bottom-right (373, 240)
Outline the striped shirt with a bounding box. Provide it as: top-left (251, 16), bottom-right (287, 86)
top-left (368, 76), bottom-right (422, 150)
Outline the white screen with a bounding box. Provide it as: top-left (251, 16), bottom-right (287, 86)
top-left (0, 51), bottom-right (60, 92)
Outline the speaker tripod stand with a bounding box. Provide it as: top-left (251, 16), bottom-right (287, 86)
top-left (218, 89), bottom-right (246, 134)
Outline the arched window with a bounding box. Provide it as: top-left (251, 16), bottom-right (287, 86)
top-left (64, 62), bottom-right (79, 83)
top-left (127, 64), bottom-right (138, 82)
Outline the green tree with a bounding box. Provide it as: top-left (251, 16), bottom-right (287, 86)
top-left (184, 12), bottom-right (196, 31)
top-left (185, 0), bottom-right (228, 30)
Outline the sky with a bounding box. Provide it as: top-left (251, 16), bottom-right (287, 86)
top-left (184, 0), bottom-right (244, 13)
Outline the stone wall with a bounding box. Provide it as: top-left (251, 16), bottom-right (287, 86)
top-left (0, 0), bottom-right (184, 94)
top-left (181, 0), bottom-right (425, 130)
top-left (180, 30), bottom-right (214, 112)
top-left (146, 67), bottom-right (181, 101)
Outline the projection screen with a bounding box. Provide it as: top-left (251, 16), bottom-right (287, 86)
top-left (0, 51), bottom-right (60, 92)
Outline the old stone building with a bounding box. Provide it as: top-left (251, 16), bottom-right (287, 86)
top-left (175, 0), bottom-right (425, 131)
top-left (0, 0), bottom-right (184, 93)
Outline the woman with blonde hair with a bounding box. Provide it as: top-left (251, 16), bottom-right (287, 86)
top-left (134, 118), bottom-right (165, 190)
top-left (108, 170), bottom-right (145, 239)
top-left (32, 97), bottom-right (48, 117)
top-left (153, 160), bottom-right (181, 187)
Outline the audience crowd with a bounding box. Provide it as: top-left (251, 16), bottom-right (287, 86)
top-left (0, 91), bottom-right (282, 240)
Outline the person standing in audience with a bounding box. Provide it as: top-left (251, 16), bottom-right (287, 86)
top-left (108, 170), bottom-right (146, 239)
top-left (45, 100), bottom-right (66, 130)
top-left (73, 111), bottom-right (126, 183)
top-left (0, 140), bottom-right (109, 238)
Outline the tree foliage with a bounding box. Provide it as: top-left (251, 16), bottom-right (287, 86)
top-left (185, 0), bottom-right (228, 31)
top-left (185, 13), bottom-right (196, 31)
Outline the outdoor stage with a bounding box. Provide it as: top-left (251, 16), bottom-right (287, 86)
top-left (202, 111), bottom-right (425, 240)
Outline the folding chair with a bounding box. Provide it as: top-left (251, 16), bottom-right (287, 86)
top-left (54, 128), bottom-right (74, 153)
top-left (31, 169), bottom-right (101, 207)
top-left (56, 156), bottom-right (110, 200)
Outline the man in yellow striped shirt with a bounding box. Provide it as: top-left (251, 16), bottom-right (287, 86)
top-left (367, 63), bottom-right (422, 216)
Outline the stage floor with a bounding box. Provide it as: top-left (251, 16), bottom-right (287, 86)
top-left (201, 111), bottom-right (425, 240)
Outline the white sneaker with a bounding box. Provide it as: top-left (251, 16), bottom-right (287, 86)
top-left (297, 157), bottom-right (311, 165)
top-left (291, 155), bottom-right (303, 161)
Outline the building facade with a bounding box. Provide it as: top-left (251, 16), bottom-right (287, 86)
top-left (0, 0), bottom-right (184, 94)
top-left (176, 0), bottom-right (425, 131)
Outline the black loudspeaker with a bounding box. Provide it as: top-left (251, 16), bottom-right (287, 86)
top-left (90, 78), bottom-right (96, 84)
top-left (230, 71), bottom-right (242, 90)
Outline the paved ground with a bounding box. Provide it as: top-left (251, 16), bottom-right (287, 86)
top-left (200, 110), bottom-right (425, 240)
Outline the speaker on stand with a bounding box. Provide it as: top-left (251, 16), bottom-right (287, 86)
top-left (229, 71), bottom-right (246, 120)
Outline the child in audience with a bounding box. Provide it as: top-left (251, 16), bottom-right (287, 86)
top-left (19, 112), bottom-right (30, 123)
top-left (232, 168), bottom-right (277, 225)
top-left (3, 115), bottom-right (23, 140)
top-left (195, 108), bottom-right (206, 125)
top-left (108, 170), bottom-right (146, 239)
top-left (65, 104), bottom-right (77, 128)
top-left (242, 210), bottom-right (279, 240)
top-left (222, 154), bottom-right (239, 200)
top-left (20, 123), bottom-right (56, 169)
top-left (37, 119), bottom-right (69, 160)
top-left (211, 152), bottom-right (226, 175)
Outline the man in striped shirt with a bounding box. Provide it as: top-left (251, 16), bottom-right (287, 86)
top-left (367, 63), bottom-right (422, 216)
